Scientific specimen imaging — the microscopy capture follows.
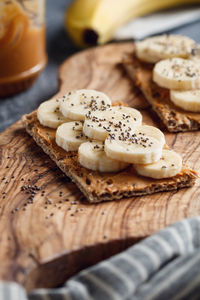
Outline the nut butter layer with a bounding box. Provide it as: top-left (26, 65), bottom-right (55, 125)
top-left (22, 111), bottom-right (197, 203)
top-left (123, 54), bottom-right (200, 132)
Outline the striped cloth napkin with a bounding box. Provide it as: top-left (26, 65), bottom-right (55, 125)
top-left (1, 217), bottom-right (200, 300)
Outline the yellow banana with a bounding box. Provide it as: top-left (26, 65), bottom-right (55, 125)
top-left (65, 0), bottom-right (200, 48)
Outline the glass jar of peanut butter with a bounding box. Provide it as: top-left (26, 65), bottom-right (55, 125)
top-left (0, 0), bottom-right (47, 97)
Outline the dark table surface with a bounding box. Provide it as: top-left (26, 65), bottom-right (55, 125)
top-left (0, 0), bottom-right (200, 132)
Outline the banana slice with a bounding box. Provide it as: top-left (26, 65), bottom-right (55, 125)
top-left (78, 141), bottom-right (129, 172)
top-left (37, 99), bottom-right (71, 129)
top-left (83, 108), bottom-right (140, 141)
top-left (189, 46), bottom-right (200, 64)
top-left (135, 45), bottom-right (159, 63)
top-left (170, 90), bottom-right (200, 112)
top-left (134, 150), bottom-right (182, 179)
top-left (56, 121), bottom-right (87, 152)
top-left (104, 125), bottom-right (164, 164)
top-left (134, 125), bottom-right (165, 147)
top-left (153, 58), bottom-right (200, 90)
top-left (136, 35), bottom-right (195, 63)
top-left (136, 37), bottom-right (163, 63)
top-left (111, 106), bottom-right (142, 125)
top-left (60, 89), bottom-right (111, 121)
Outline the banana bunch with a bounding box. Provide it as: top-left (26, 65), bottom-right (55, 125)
top-left (65, 0), bottom-right (200, 47)
top-left (37, 89), bottom-right (182, 178)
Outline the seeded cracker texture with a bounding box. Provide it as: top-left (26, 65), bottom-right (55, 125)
top-left (123, 50), bottom-right (200, 132)
top-left (22, 107), bottom-right (197, 203)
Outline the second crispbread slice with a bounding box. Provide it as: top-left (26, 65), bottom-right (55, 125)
top-left (22, 111), bottom-right (197, 203)
top-left (123, 54), bottom-right (200, 132)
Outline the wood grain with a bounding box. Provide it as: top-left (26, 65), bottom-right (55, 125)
top-left (0, 42), bottom-right (199, 291)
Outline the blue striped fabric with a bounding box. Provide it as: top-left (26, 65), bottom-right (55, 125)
top-left (1, 217), bottom-right (200, 300)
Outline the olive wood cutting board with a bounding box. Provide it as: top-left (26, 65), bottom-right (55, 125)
top-left (0, 43), bottom-right (200, 291)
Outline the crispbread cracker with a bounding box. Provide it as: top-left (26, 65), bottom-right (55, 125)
top-left (123, 54), bottom-right (200, 132)
top-left (22, 111), bottom-right (197, 203)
